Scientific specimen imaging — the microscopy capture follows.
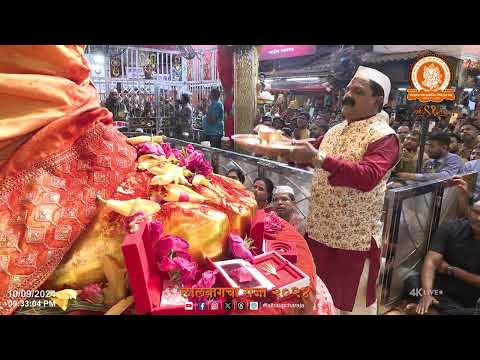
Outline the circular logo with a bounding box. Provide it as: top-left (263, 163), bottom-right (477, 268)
top-left (411, 56), bottom-right (451, 91)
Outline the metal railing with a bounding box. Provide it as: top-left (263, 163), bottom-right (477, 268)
top-left (87, 45), bottom-right (222, 134)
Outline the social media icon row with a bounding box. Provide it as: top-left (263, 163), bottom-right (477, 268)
top-left (223, 301), bottom-right (259, 311)
top-left (184, 301), bottom-right (259, 311)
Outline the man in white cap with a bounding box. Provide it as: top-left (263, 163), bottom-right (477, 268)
top-left (272, 186), bottom-right (305, 236)
top-left (288, 66), bottom-right (400, 314)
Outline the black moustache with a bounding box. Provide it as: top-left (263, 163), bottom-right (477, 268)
top-left (342, 96), bottom-right (355, 106)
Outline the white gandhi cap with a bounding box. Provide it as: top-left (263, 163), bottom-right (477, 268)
top-left (273, 186), bottom-right (295, 197)
top-left (352, 66), bottom-right (391, 106)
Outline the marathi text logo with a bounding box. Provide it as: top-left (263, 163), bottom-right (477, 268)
top-left (407, 55), bottom-right (455, 103)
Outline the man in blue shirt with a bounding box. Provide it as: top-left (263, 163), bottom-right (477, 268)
top-left (202, 88), bottom-right (224, 148)
top-left (397, 132), bottom-right (463, 183)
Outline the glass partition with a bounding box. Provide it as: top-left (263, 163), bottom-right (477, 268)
top-left (379, 191), bottom-right (436, 314)
top-left (378, 172), bottom-right (478, 314)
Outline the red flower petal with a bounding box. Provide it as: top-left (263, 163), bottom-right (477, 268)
top-left (228, 234), bottom-right (254, 262)
top-left (194, 269), bottom-right (218, 288)
top-left (79, 283), bottom-right (104, 304)
top-left (229, 267), bottom-right (253, 283)
top-left (158, 256), bottom-right (179, 272)
top-left (136, 143), bottom-right (165, 157)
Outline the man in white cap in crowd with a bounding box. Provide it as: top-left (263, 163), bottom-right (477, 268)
top-left (271, 185), bottom-right (305, 236)
top-left (288, 66), bottom-right (400, 314)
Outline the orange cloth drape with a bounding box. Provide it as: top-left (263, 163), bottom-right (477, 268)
top-left (0, 46), bottom-right (137, 315)
top-left (0, 46), bottom-right (99, 171)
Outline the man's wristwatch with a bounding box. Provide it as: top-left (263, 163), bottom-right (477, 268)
top-left (447, 266), bottom-right (456, 278)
